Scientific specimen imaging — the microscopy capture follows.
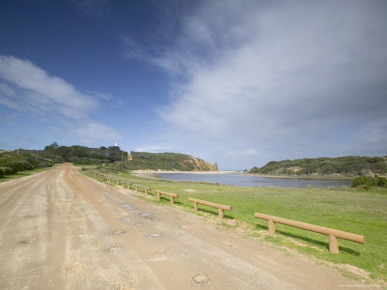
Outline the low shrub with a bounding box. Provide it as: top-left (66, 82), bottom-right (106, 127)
top-left (351, 175), bottom-right (387, 189)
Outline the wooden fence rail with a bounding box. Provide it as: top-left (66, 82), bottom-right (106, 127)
top-left (133, 184), bottom-right (151, 194)
top-left (188, 198), bottom-right (232, 219)
top-left (253, 212), bottom-right (365, 254)
top-left (155, 190), bottom-right (179, 204)
top-left (93, 173), bottom-right (150, 193)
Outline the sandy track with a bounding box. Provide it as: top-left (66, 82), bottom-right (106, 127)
top-left (0, 164), bottom-right (362, 289)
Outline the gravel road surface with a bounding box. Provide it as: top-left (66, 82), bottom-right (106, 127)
top-left (0, 164), bottom-right (363, 289)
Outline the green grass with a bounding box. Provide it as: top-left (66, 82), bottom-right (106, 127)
top-left (85, 169), bottom-right (387, 284)
top-left (0, 165), bottom-right (60, 182)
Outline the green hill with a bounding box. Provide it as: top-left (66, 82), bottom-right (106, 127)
top-left (249, 156), bottom-right (387, 177)
top-left (124, 151), bottom-right (218, 171)
top-left (1, 143), bottom-right (218, 178)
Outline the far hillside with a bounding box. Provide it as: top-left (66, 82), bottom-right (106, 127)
top-left (0, 142), bottom-right (128, 178)
top-left (248, 156), bottom-right (387, 177)
top-left (1, 144), bottom-right (218, 178)
top-left (123, 152), bottom-right (218, 171)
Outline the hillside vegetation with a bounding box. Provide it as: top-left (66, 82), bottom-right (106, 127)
top-left (0, 151), bottom-right (55, 178)
top-left (1, 143), bottom-right (217, 178)
top-left (249, 156), bottom-right (387, 177)
top-left (102, 151), bottom-right (218, 172)
top-left (0, 142), bottom-right (127, 178)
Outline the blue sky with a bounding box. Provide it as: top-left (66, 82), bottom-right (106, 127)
top-left (0, 0), bottom-right (386, 169)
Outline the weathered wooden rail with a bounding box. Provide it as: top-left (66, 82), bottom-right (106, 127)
top-left (188, 198), bottom-right (232, 219)
top-left (93, 172), bottom-right (150, 193)
top-left (254, 212), bottom-right (365, 254)
top-left (130, 184), bottom-right (151, 194)
top-left (155, 190), bottom-right (179, 204)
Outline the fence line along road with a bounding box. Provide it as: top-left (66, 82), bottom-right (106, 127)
top-left (91, 170), bottom-right (365, 254)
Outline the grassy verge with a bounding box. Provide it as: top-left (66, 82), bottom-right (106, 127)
top-left (84, 169), bottom-right (387, 284)
top-left (0, 164), bottom-right (61, 182)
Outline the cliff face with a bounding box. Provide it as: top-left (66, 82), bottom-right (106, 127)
top-left (184, 156), bottom-right (218, 171)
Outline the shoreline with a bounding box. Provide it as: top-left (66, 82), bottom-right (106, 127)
top-left (131, 170), bottom-right (354, 180)
top-left (131, 170), bottom-right (237, 175)
top-left (131, 170), bottom-right (237, 180)
top-left (245, 173), bottom-right (354, 180)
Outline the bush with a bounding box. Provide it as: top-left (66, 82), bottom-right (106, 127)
top-left (351, 175), bottom-right (387, 189)
top-left (375, 175), bottom-right (387, 187)
top-left (250, 156), bottom-right (387, 176)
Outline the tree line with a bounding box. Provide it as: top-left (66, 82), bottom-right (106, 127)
top-left (0, 142), bottom-right (127, 178)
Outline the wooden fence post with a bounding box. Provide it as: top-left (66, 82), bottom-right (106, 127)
top-left (268, 219), bottom-right (276, 236)
top-left (329, 234), bottom-right (339, 254)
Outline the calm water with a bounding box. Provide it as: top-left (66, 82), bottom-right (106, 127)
top-left (155, 172), bottom-right (352, 188)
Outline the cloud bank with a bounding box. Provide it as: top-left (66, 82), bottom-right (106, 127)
top-left (0, 55), bottom-right (120, 147)
top-left (0, 55), bottom-right (98, 118)
top-left (140, 0), bottom-right (387, 168)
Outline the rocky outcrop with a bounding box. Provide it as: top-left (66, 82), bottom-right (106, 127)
top-left (184, 157), bottom-right (218, 171)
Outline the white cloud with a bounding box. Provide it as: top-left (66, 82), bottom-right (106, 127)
top-left (121, 37), bottom-right (149, 62)
top-left (225, 149), bottom-right (258, 157)
top-left (71, 0), bottom-right (112, 18)
top-left (0, 55), bottom-right (119, 148)
top-left (0, 82), bottom-right (16, 97)
top-left (133, 145), bottom-right (175, 153)
top-left (150, 1), bottom-right (387, 167)
top-left (0, 55), bottom-right (98, 119)
top-left (68, 122), bottom-right (121, 146)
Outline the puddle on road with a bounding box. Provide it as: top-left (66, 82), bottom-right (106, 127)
top-left (104, 244), bottom-right (120, 254)
top-left (110, 230), bottom-right (127, 236)
top-left (122, 203), bottom-right (136, 210)
top-left (19, 238), bottom-right (36, 245)
top-left (138, 213), bottom-right (153, 219)
top-left (23, 214), bottom-right (38, 219)
top-left (148, 255), bottom-right (168, 262)
top-left (192, 274), bottom-right (211, 286)
top-left (145, 232), bottom-right (161, 239)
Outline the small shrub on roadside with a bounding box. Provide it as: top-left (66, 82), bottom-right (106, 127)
top-left (351, 175), bottom-right (387, 189)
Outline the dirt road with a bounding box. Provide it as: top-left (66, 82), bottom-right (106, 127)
top-left (0, 164), bottom-right (363, 289)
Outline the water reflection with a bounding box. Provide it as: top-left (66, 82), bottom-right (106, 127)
top-left (155, 172), bottom-right (351, 188)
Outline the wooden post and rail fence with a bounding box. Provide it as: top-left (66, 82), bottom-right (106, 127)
top-left (133, 184), bottom-right (151, 194)
top-left (188, 198), bottom-right (232, 219)
top-left (93, 172), bottom-right (151, 193)
top-left (89, 170), bottom-right (365, 254)
top-left (253, 212), bottom-right (365, 254)
top-left (155, 190), bottom-right (179, 204)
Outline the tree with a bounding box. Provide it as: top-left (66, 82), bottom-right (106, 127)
top-left (44, 142), bottom-right (59, 151)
